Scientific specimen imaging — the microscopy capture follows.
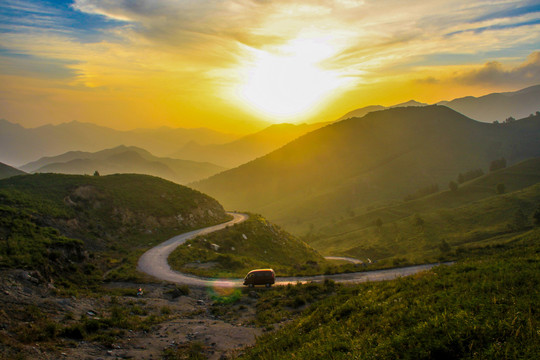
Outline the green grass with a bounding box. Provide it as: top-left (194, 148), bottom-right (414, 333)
top-left (238, 228), bottom-right (540, 359)
top-left (0, 173), bottom-right (230, 286)
top-left (168, 214), bottom-right (327, 277)
top-left (306, 158), bottom-right (540, 263)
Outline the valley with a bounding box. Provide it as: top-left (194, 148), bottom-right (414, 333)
top-left (0, 86), bottom-right (539, 359)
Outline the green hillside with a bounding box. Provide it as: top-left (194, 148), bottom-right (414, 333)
top-left (308, 158), bottom-right (540, 263)
top-left (195, 106), bottom-right (540, 234)
top-left (168, 214), bottom-right (327, 278)
top-left (0, 173), bottom-right (229, 285)
top-left (240, 229), bottom-right (540, 359)
top-left (0, 162), bottom-right (25, 179)
top-left (21, 145), bottom-right (226, 184)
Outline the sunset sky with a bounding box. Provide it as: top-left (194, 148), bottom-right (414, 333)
top-left (1, 0), bottom-right (539, 133)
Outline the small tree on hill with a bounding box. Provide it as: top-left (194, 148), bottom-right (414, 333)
top-left (413, 214), bottom-right (424, 227)
top-left (490, 158), bottom-right (507, 172)
top-left (509, 209), bottom-right (528, 231)
top-left (374, 218), bottom-right (383, 229)
top-left (496, 183), bottom-right (506, 194)
top-left (439, 239), bottom-right (451, 253)
top-left (533, 206), bottom-right (540, 226)
top-left (449, 181), bottom-right (458, 192)
top-left (93, 170), bottom-right (100, 176)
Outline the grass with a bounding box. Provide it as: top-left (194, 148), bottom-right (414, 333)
top-left (168, 213), bottom-right (327, 278)
top-left (238, 228), bottom-right (540, 359)
top-left (307, 158), bottom-right (540, 263)
top-left (0, 173), bottom-right (230, 287)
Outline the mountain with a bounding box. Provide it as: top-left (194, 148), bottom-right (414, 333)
top-left (21, 145), bottom-right (226, 184)
top-left (0, 119), bottom-right (239, 166)
top-left (171, 122), bottom-right (329, 168)
top-left (337, 84), bottom-right (540, 123)
top-left (336, 105), bottom-right (386, 122)
top-left (194, 106), bottom-right (540, 234)
top-left (438, 84), bottom-right (540, 123)
top-left (0, 162), bottom-right (25, 179)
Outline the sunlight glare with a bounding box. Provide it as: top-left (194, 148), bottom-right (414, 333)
top-left (237, 39), bottom-right (348, 120)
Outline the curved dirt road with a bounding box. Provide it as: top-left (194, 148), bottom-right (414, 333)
top-left (138, 213), bottom-right (447, 288)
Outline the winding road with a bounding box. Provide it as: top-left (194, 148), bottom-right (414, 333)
top-left (138, 212), bottom-right (446, 288)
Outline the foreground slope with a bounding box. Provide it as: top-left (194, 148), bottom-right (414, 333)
top-left (21, 145), bottom-right (225, 184)
top-left (241, 229), bottom-right (540, 359)
top-left (195, 106), bottom-right (540, 233)
top-left (0, 173), bottom-right (229, 284)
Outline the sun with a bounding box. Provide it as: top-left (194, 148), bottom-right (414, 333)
top-left (235, 39), bottom-right (347, 121)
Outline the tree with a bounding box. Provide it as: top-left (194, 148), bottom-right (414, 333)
top-left (439, 239), bottom-right (451, 253)
top-left (496, 183), bottom-right (505, 194)
top-left (490, 158), bottom-right (507, 172)
top-left (449, 181), bottom-right (458, 192)
top-left (93, 170), bottom-right (100, 176)
top-left (374, 218), bottom-right (383, 228)
top-left (504, 116), bottom-right (515, 123)
top-left (413, 214), bottom-right (424, 227)
top-left (533, 206), bottom-right (540, 226)
top-left (510, 209), bottom-right (528, 230)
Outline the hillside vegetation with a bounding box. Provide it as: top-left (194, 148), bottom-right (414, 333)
top-left (195, 106), bottom-right (540, 235)
top-left (240, 229), bottom-right (540, 359)
top-left (21, 145), bottom-right (225, 184)
top-left (168, 214), bottom-right (327, 278)
top-left (0, 173), bottom-right (229, 286)
top-left (309, 158), bottom-right (540, 263)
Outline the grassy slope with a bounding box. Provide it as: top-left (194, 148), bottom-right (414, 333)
top-left (168, 214), bottom-right (327, 278)
top-left (308, 158), bottom-right (540, 262)
top-left (195, 107), bottom-right (540, 234)
top-left (240, 229), bottom-right (540, 359)
top-left (0, 173), bottom-right (230, 285)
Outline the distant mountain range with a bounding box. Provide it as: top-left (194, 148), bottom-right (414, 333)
top-left (0, 120), bottom-right (239, 166)
top-left (21, 145), bottom-right (226, 184)
top-left (172, 122), bottom-right (329, 168)
top-left (0, 162), bottom-right (25, 179)
top-left (194, 106), bottom-right (540, 234)
top-left (338, 84), bottom-right (540, 123)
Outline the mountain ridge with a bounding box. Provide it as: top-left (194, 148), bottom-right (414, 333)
top-left (22, 145), bottom-right (226, 184)
top-left (194, 105), bottom-right (540, 234)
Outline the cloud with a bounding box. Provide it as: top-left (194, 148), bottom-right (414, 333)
top-left (456, 51), bottom-right (540, 86)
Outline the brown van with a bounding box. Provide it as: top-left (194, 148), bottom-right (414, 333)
top-left (243, 269), bottom-right (275, 287)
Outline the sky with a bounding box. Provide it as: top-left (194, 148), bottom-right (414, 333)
top-left (0, 0), bottom-right (539, 133)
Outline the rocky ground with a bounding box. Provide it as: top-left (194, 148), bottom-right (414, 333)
top-left (0, 270), bottom-right (263, 360)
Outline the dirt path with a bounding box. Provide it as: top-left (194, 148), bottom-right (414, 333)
top-left (138, 213), bottom-right (449, 287)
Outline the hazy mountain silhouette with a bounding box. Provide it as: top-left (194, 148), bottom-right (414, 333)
top-left (337, 84), bottom-right (539, 123)
top-left (172, 122), bottom-right (329, 167)
top-left (437, 84), bottom-right (540, 123)
top-left (22, 145), bottom-right (226, 184)
top-left (0, 162), bottom-right (25, 179)
top-left (0, 119), bottom-right (239, 166)
top-left (194, 106), bottom-right (540, 233)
